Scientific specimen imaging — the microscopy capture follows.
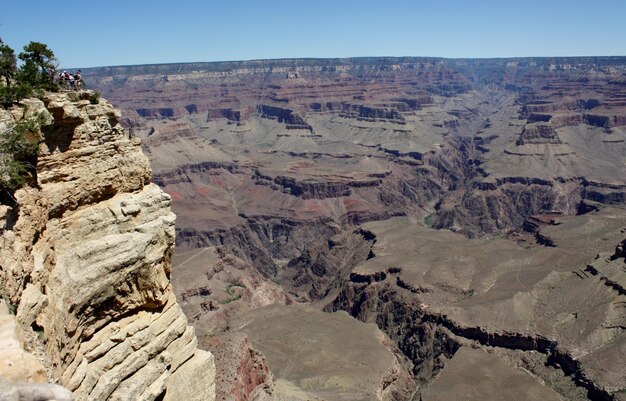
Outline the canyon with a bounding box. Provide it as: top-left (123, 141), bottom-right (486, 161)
top-left (81, 57), bottom-right (626, 400)
top-left (0, 56), bottom-right (624, 400)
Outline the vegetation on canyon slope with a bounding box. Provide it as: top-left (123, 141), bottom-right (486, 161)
top-left (0, 113), bottom-right (45, 192)
top-left (0, 39), bottom-right (57, 194)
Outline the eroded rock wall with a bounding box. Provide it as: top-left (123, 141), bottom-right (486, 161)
top-left (0, 93), bottom-right (215, 401)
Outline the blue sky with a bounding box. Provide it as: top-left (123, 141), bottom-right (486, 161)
top-left (2, 0), bottom-right (625, 68)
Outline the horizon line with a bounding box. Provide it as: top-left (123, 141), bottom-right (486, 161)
top-left (72, 54), bottom-right (626, 71)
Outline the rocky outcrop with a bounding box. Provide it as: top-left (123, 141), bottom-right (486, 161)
top-left (0, 300), bottom-right (48, 384)
top-left (516, 124), bottom-right (562, 145)
top-left (339, 104), bottom-right (406, 124)
top-left (329, 272), bottom-right (616, 401)
top-left (434, 182), bottom-right (572, 237)
top-left (256, 105), bottom-right (312, 131)
top-left (325, 216), bottom-right (626, 401)
top-left (253, 171), bottom-right (385, 200)
top-left (277, 228), bottom-right (376, 301)
top-left (0, 298), bottom-right (73, 401)
top-left (200, 333), bottom-right (273, 401)
top-left (0, 93), bottom-right (215, 401)
top-left (135, 108), bottom-right (176, 119)
top-left (176, 216), bottom-right (341, 277)
top-left (206, 108), bottom-right (243, 123)
top-left (611, 239), bottom-right (626, 262)
top-left (171, 246), bottom-right (291, 336)
top-left (255, 173), bottom-right (352, 199)
top-left (583, 181), bottom-right (626, 205)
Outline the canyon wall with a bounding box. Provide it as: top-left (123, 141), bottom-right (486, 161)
top-left (0, 93), bottom-right (215, 401)
top-left (80, 56), bottom-right (626, 400)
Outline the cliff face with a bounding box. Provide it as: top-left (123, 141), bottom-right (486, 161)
top-left (324, 215), bottom-right (626, 401)
top-left (77, 57), bottom-right (626, 399)
top-left (0, 92), bottom-right (215, 401)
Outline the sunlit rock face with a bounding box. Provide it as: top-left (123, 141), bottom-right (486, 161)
top-left (0, 92), bottom-right (215, 401)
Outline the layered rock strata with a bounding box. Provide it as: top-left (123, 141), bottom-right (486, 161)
top-left (82, 57), bottom-right (626, 400)
top-left (82, 57), bottom-right (626, 247)
top-left (0, 93), bottom-right (215, 401)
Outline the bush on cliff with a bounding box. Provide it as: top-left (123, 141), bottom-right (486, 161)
top-left (0, 113), bottom-right (45, 193)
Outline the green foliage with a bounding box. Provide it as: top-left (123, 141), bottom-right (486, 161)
top-left (0, 39), bottom-right (57, 191)
top-left (0, 40), bottom-right (59, 104)
top-left (15, 58), bottom-right (41, 87)
top-left (423, 212), bottom-right (437, 228)
top-left (0, 113), bottom-right (44, 191)
top-left (220, 284), bottom-right (244, 304)
top-left (17, 41), bottom-right (58, 91)
top-left (0, 82), bottom-right (33, 105)
top-left (0, 39), bottom-right (17, 88)
top-left (18, 42), bottom-right (55, 76)
top-left (88, 91), bottom-right (100, 104)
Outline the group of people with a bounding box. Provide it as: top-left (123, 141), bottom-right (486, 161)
top-left (55, 69), bottom-right (83, 90)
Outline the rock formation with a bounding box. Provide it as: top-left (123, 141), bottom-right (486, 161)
top-left (80, 57), bottom-right (626, 400)
top-left (0, 298), bottom-right (73, 401)
top-left (326, 214), bottom-right (626, 400)
top-left (0, 92), bottom-right (215, 401)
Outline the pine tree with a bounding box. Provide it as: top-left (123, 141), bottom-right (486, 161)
top-left (0, 38), bottom-right (17, 88)
top-left (17, 41), bottom-right (57, 89)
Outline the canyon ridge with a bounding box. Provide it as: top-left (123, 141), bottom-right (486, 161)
top-left (1, 56), bottom-right (625, 401)
top-left (83, 57), bottom-right (626, 401)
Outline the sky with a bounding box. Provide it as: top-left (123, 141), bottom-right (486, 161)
top-left (1, 0), bottom-right (625, 68)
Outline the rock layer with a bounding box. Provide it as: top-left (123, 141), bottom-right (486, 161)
top-left (0, 93), bottom-right (215, 401)
top-left (81, 57), bottom-right (626, 400)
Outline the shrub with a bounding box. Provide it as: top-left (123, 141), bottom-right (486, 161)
top-left (0, 113), bottom-right (45, 191)
top-left (0, 82), bottom-right (33, 106)
top-left (89, 91), bottom-right (100, 104)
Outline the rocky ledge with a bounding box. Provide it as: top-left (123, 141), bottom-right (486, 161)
top-left (0, 92), bottom-right (215, 401)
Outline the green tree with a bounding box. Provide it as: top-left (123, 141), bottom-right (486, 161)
top-left (0, 38), bottom-right (32, 105)
top-left (0, 40), bottom-right (59, 105)
top-left (17, 41), bottom-right (57, 89)
top-left (0, 38), bottom-right (17, 88)
top-left (0, 113), bottom-right (44, 192)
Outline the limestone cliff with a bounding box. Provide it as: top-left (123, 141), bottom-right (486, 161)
top-left (0, 92), bottom-right (215, 401)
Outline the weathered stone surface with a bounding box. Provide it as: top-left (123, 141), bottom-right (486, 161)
top-left (163, 350), bottom-right (215, 401)
top-left (0, 300), bottom-right (47, 384)
top-left (231, 304), bottom-right (416, 401)
top-left (0, 379), bottom-right (73, 401)
top-left (0, 92), bottom-right (214, 401)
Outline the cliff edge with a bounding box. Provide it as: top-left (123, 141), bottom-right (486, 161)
top-left (0, 92), bottom-right (215, 401)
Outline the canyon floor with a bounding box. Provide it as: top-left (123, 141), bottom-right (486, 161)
top-left (85, 57), bottom-right (626, 401)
